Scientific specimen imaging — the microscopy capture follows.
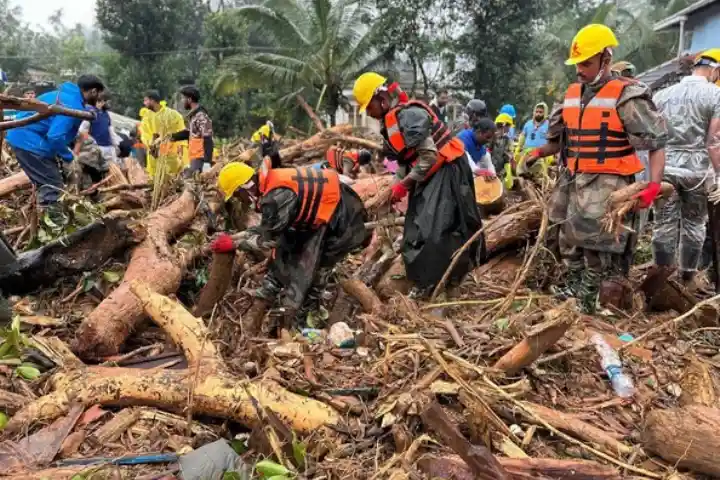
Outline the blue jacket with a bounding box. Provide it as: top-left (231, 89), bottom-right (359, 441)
top-left (6, 82), bottom-right (86, 161)
top-left (457, 128), bottom-right (486, 162)
top-left (521, 119), bottom-right (549, 149)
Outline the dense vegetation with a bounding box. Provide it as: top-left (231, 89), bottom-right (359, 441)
top-left (0, 0), bottom-right (690, 136)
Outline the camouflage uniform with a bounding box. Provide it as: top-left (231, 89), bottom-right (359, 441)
top-left (75, 137), bottom-right (109, 194)
top-left (489, 134), bottom-right (513, 174)
top-left (546, 74), bottom-right (668, 312)
top-left (651, 77), bottom-right (720, 276)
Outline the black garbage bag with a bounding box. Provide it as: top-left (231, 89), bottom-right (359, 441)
top-left (270, 184), bottom-right (370, 310)
top-left (402, 158), bottom-right (484, 290)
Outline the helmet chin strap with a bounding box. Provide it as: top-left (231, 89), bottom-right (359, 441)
top-left (590, 48), bottom-right (613, 85)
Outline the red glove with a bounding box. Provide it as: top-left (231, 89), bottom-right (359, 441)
top-left (633, 181), bottom-right (661, 209)
top-left (476, 169), bottom-right (494, 178)
top-left (390, 182), bottom-right (409, 203)
top-left (210, 233), bottom-right (235, 253)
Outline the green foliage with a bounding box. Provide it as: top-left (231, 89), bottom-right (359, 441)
top-left (215, 0), bottom-right (386, 124)
top-left (0, 316), bottom-right (41, 380)
top-left (0, 412), bottom-right (8, 430)
top-left (254, 459), bottom-right (293, 478)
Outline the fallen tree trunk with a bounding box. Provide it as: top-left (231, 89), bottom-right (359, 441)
top-left (73, 190), bottom-right (199, 359)
top-left (123, 157), bottom-right (150, 185)
top-left (5, 282), bottom-right (340, 436)
top-left (203, 125), bottom-right (355, 180)
top-left (641, 271), bottom-right (718, 326)
top-left (643, 405), bottom-right (720, 476)
top-left (192, 251), bottom-right (237, 317)
top-left (418, 454), bottom-right (621, 480)
top-left (485, 204), bottom-right (543, 257)
top-left (0, 171), bottom-right (30, 198)
top-left (493, 301), bottom-right (576, 375)
top-left (0, 216), bottom-right (145, 295)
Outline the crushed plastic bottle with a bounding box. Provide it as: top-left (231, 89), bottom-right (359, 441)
top-left (590, 333), bottom-right (635, 398)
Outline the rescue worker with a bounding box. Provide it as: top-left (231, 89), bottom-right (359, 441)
top-left (251, 121), bottom-right (279, 166)
top-left (457, 117), bottom-right (497, 177)
top-left (170, 86), bottom-right (214, 177)
top-left (492, 113), bottom-right (515, 186)
top-left (653, 49), bottom-right (720, 289)
top-left (499, 104), bottom-right (517, 139)
top-left (74, 91), bottom-right (120, 165)
top-left (524, 24), bottom-right (668, 313)
top-left (5, 75), bottom-right (105, 218)
top-left (611, 61), bottom-right (636, 78)
top-left (73, 136), bottom-right (109, 200)
top-left (323, 145), bottom-right (372, 179)
top-left (430, 89), bottom-right (450, 125)
top-left (212, 158), bottom-right (369, 333)
top-left (352, 72), bottom-right (484, 298)
top-left (22, 87), bottom-right (36, 99)
top-left (514, 102), bottom-right (553, 178)
top-left (143, 90), bottom-right (186, 178)
top-left (463, 99), bottom-right (488, 130)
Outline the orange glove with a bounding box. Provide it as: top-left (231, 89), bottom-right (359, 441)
top-left (633, 181), bottom-right (661, 209)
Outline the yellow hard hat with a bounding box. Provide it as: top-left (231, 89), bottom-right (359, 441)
top-left (696, 48), bottom-right (720, 65)
top-left (251, 124), bottom-right (272, 144)
top-left (494, 113), bottom-right (514, 126)
top-left (566, 24), bottom-right (619, 66)
top-left (352, 72), bottom-right (387, 113)
top-left (218, 162), bottom-right (255, 201)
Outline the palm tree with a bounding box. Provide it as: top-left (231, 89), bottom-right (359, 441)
top-left (214, 0), bottom-right (390, 126)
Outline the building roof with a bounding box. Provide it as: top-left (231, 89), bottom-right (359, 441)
top-left (654, 0), bottom-right (720, 31)
top-left (635, 53), bottom-right (697, 91)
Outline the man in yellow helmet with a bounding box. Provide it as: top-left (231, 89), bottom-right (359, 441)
top-left (250, 121), bottom-right (279, 167)
top-left (652, 49), bottom-right (720, 290)
top-left (352, 71), bottom-right (484, 298)
top-left (212, 155), bottom-right (369, 334)
top-left (524, 24), bottom-right (668, 313)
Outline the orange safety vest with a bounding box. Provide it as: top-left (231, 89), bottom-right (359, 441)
top-left (259, 160), bottom-right (341, 228)
top-left (562, 78), bottom-right (643, 176)
top-left (383, 100), bottom-right (465, 180)
top-left (325, 146), bottom-right (360, 173)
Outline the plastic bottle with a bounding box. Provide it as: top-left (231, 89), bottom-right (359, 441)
top-left (590, 333), bottom-right (635, 398)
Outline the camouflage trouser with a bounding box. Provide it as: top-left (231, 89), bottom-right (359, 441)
top-left (550, 171), bottom-right (635, 313)
top-left (652, 172), bottom-right (709, 274)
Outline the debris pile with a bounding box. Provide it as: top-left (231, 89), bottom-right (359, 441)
top-left (1, 123), bottom-right (720, 480)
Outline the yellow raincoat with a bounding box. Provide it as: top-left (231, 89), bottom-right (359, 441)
top-left (143, 103), bottom-right (188, 177)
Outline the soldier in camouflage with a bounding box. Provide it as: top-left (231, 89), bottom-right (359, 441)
top-left (525, 24), bottom-right (667, 313)
top-left (652, 50), bottom-right (720, 289)
top-left (74, 136), bottom-right (109, 197)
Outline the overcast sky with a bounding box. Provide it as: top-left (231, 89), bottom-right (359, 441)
top-left (12, 0), bottom-right (96, 28)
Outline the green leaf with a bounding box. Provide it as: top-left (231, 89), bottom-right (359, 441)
top-left (222, 473), bottom-right (243, 480)
top-left (70, 475), bottom-right (85, 480)
top-left (230, 438), bottom-right (248, 455)
top-left (255, 460), bottom-right (291, 478)
top-left (0, 412), bottom-right (8, 430)
top-left (494, 317), bottom-right (510, 331)
top-left (102, 270), bottom-right (122, 283)
top-left (82, 276), bottom-right (98, 293)
top-left (291, 435), bottom-right (306, 469)
top-left (42, 214), bottom-right (59, 230)
top-left (16, 364), bottom-right (41, 380)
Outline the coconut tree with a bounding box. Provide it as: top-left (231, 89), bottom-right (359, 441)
top-left (214, 0), bottom-right (391, 126)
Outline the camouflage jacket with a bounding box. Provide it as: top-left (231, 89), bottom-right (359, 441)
top-left (547, 74), bottom-right (668, 153)
top-left (76, 137), bottom-right (109, 173)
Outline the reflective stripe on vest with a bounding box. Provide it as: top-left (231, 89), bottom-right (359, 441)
top-left (561, 79), bottom-right (643, 176)
top-left (383, 100), bottom-right (465, 180)
top-left (261, 166), bottom-right (341, 228)
top-left (325, 146), bottom-right (359, 173)
top-left (189, 137), bottom-right (204, 160)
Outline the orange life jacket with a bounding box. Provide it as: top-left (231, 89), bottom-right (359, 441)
top-left (258, 158), bottom-right (341, 228)
top-left (325, 146), bottom-right (360, 173)
top-left (562, 78), bottom-right (643, 176)
top-left (383, 100), bottom-right (465, 180)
